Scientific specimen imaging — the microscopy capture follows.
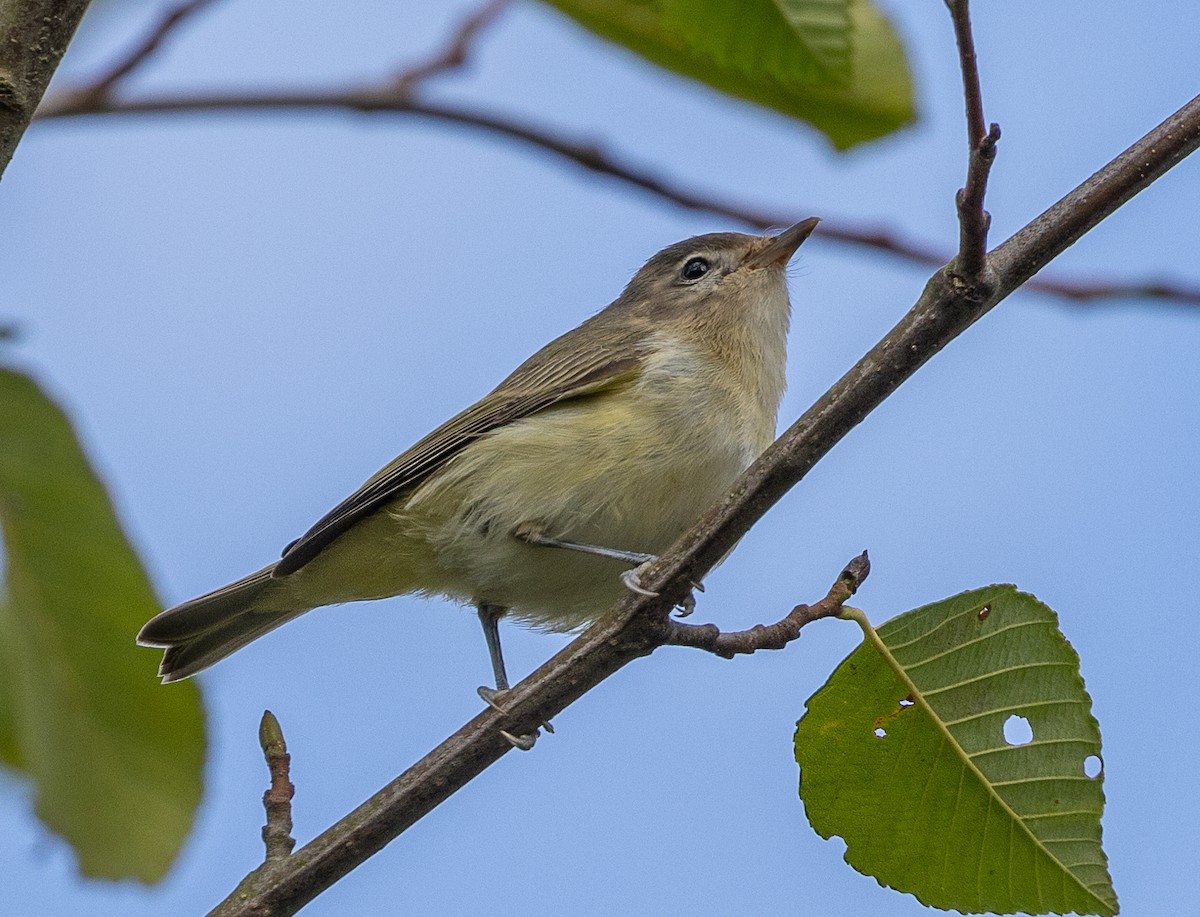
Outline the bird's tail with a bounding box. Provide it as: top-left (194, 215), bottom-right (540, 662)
top-left (137, 566), bottom-right (309, 683)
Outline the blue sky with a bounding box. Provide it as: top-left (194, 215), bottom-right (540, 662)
top-left (2, 1), bottom-right (1198, 914)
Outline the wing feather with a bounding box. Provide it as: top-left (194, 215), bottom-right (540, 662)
top-left (274, 322), bottom-right (645, 575)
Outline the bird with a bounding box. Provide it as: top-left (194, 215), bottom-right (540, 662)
top-left (138, 219), bottom-right (819, 707)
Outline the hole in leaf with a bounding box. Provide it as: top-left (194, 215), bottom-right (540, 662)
top-left (873, 727), bottom-right (887, 739)
top-left (1084, 755), bottom-right (1103, 778)
top-left (899, 696), bottom-right (915, 708)
top-left (1003, 714), bottom-right (1033, 746)
top-left (977, 603), bottom-right (991, 621)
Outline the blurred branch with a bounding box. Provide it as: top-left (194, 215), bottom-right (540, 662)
top-left (0, 0), bottom-right (91, 180)
top-left (946, 0), bottom-right (1001, 286)
top-left (33, 11), bottom-right (1200, 309)
top-left (392, 0), bottom-right (511, 95)
top-left (206, 89), bottom-right (1200, 917)
top-left (68, 0), bottom-right (222, 107)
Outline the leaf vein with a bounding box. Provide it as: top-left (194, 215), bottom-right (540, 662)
top-left (895, 619), bottom-right (1047, 665)
top-left (970, 737), bottom-right (1097, 759)
top-left (944, 698), bottom-right (1081, 727)
top-left (921, 661), bottom-right (1074, 696)
top-left (992, 775), bottom-right (1094, 788)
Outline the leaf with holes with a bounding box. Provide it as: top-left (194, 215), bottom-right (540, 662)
top-left (540, 0), bottom-right (915, 150)
top-left (794, 586), bottom-right (1115, 915)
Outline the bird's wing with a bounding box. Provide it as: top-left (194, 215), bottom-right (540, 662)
top-left (274, 331), bottom-right (644, 575)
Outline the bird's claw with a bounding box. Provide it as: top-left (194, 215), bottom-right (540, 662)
top-left (500, 729), bottom-right (538, 751)
top-left (477, 686), bottom-right (553, 744)
top-left (622, 565), bottom-right (705, 617)
top-left (675, 592), bottom-right (697, 617)
top-left (621, 563), bottom-right (659, 596)
top-left (673, 580), bottom-right (705, 616)
top-left (477, 685), bottom-right (509, 713)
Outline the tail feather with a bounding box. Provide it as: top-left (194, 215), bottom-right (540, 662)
top-left (155, 606), bottom-right (309, 683)
top-left (138, 566), bottom-right (312, 682)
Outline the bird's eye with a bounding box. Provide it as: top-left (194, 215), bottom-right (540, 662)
top-left (680, 256), bottom-right (710, 281)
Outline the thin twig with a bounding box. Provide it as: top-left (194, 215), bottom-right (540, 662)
top-left (946, 0), bottom-right (986, 153)
top-left (205, 91), bottom-right (1200, 917)
top-left (73, 0), bottom-right (221, 105)
top-left (32, 89), bottom-right (1200, 307)
top-left (392, 0), bottom-right (511, 95)
top-left (259, 710), bottom-right (296, 866)
top-left (946, 0), bottom-right (1000, 286)
top-left (666, 551), bottom-right (870, 656)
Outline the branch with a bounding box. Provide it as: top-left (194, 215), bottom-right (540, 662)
top-left (221, 710), bottom-right (297, 907)
top-left (946, 0), bottom-right (1001, 284)
top-left (30, 0), bottom-right (1200, 314)
top-left (665, 551), bottom-right (870, 656)
top-left (947, 0), bottom-right (986, 159)
top-left (0, 0), bottom-right (91, 180)
top-left (206, 90), bottom-right (1200, 917)
top-left (33, 89), bottom-right (1200, 308)
top-left (70, 0), bottom-right (221, 106)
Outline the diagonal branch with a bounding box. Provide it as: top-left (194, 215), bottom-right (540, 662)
top-left (0, 0), bottom-right (91, 180)
top-left (205, 89), bottom-right (1200, 917)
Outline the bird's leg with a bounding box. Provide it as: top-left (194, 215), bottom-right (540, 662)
top-left (475, 603), bottom-right (548, 751)
top-left (513, 524), bottom-right (701, 616)
top-left (477, 603), bottom-right (512, 694)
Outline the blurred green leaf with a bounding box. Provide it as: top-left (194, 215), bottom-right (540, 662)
top-left (0, 366), bottom-right (204, 883)
top-left (795, 586), bottom-right (1116, 915)
top-left (540, 0), bottom-right (915, 149)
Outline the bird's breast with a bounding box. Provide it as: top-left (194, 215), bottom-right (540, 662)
top-left (397, 335), bottom-right (780, 627)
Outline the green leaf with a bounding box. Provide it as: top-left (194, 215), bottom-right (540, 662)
top-left (540, 0), bottom-right (915, 149)
top-left (795, 586), bottom-right (1116, 916)
top-left (0, 367), bottom-right (204, 883)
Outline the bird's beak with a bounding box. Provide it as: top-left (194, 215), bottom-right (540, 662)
top-left (744, 217), bottom-right (820, 270)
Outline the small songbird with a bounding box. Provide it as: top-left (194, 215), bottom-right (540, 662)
top-left (138, 219), bottom-right (819, 698)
